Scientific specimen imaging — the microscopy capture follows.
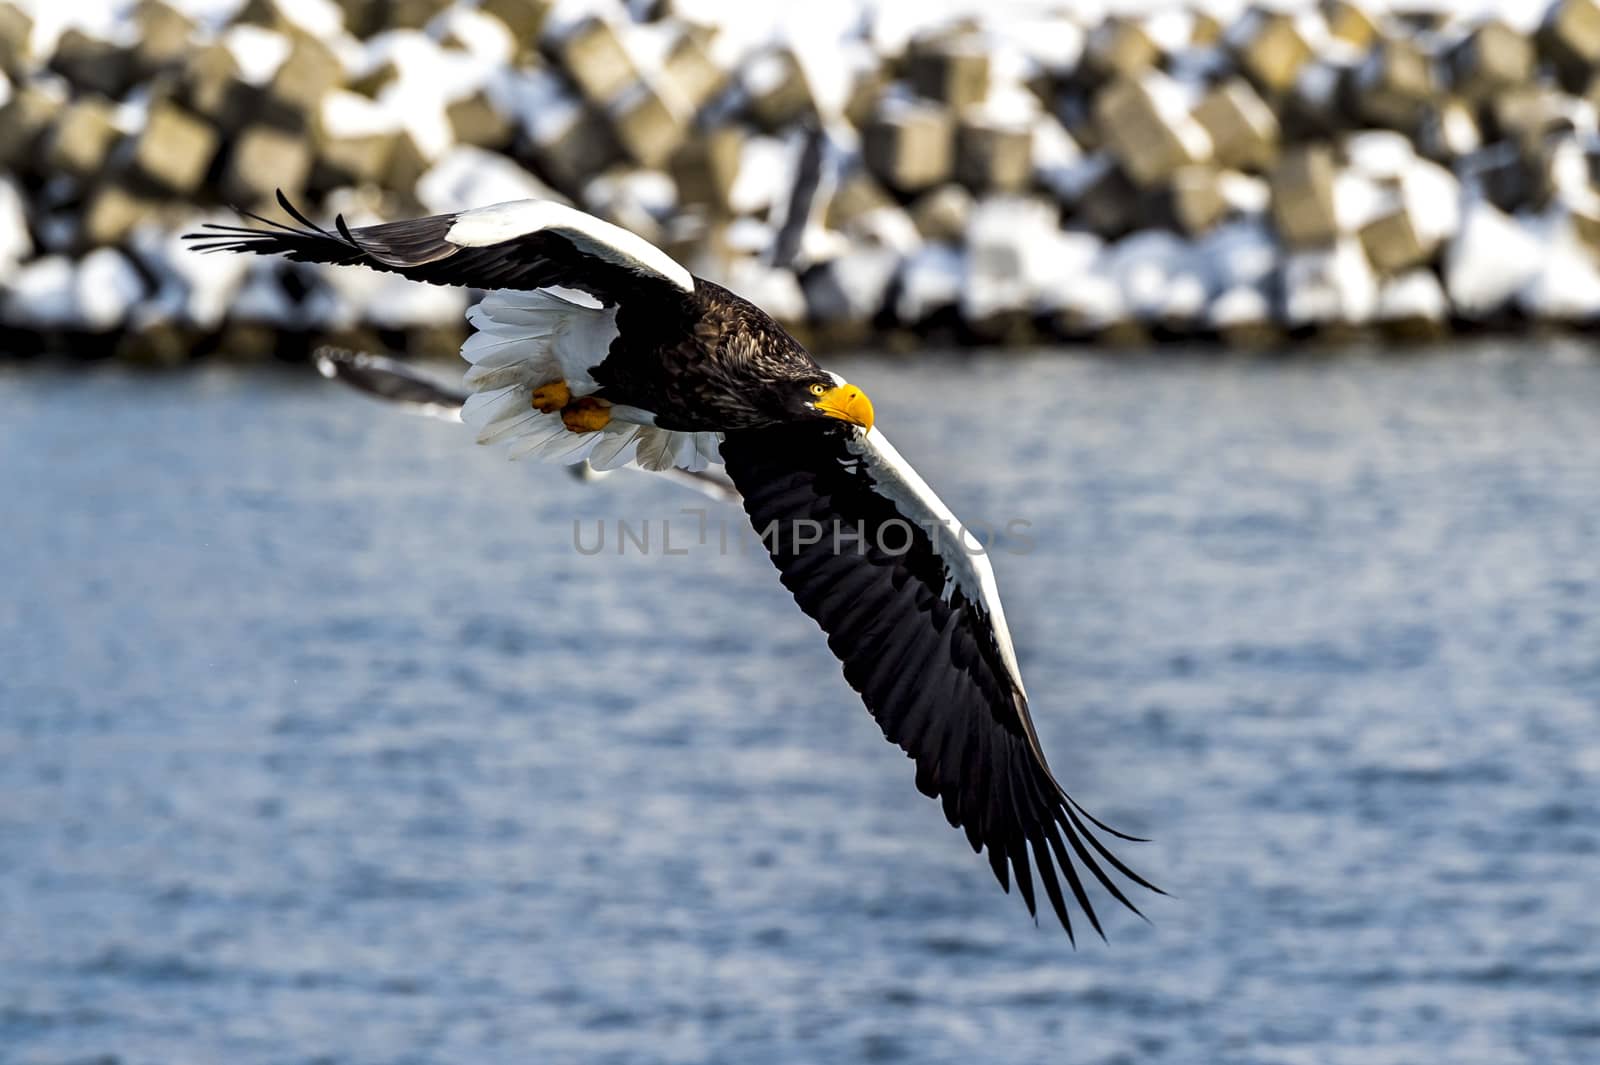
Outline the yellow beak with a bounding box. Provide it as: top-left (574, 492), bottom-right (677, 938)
top-left (813, 383), bottom-right (874, 431)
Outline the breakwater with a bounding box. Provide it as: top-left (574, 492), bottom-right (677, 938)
top-left (2, 0), bottom-right (1599, 360)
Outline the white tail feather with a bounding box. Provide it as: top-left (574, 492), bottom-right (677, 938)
top-left (459, 288), bottom-right (721, 473)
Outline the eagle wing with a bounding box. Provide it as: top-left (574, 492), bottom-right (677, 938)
top-left (185, 191), bottom-right (694, 306)
top-left (720, 422), bottom-right (1162, 940)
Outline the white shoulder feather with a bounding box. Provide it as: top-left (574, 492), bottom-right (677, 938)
top-left (445, 200), bottom-right (694, 294)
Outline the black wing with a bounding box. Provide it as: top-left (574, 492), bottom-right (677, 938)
top-left (314, 346), bottom-right (469, 420)
top-left (184, 191), bottom-right (692, 307)
top-left (721, 422), bottom-right (1162, 941)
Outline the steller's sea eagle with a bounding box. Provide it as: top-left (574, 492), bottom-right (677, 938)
top-left (186, 193), bottom-right (1162, 941)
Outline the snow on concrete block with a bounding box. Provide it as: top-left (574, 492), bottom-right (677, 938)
top-left (415, 145), bottom-right (558, 213)
top-left (863, 99), bottom-right (954, 195)
top-left (47, 97), bottom-right (121, 181)
top-left (1343, 130), bottom-right (1415, 181)
top-left (553, 16), bottom-right (639, 106)
top-left (1093, 72), bottom-right (1211, 188)
top-left (0, 176), bottom-right (30, 283)
top-left (963, 196), bottom-right (1061, 320)
top-left (1517, 208), bottom-right (1600, 320)
top-left (907, 34), bottom-right (991, 109)
top-left (238, 0), bottom-right (348, 38)
top-left (719, 257), bottom-right (807, 325)
top-left (822, 168), bottom-right (895, 233)
top-left (130, 220), bottom-right (251, 330)
top-left (132, 101), bottom-right (219, 195)
top-left (1440, 196), bottom-right (1536, 316)
top-left (76, 248), bottom-right (147, 332)
top-left (955, 113), bottom-right (1034, 193)
top-left (2, 256), bottom-right (78, 329)
top-left (180, 43), bottom-right (253, 131)
top-left (1282, 237), bottom-right (1378, 326)
top-left (1417, 98), bottom-right (1482, 162)
top-left (1270, 145), bottom-right (1338, 248)
top-left (1450, 20), bottom-right (1535, 101)
top-left (1376, 268), bottom-right (1449, 335)
top-left (1193, 78), bottom-right (1279, 172)
top-left (896, 242), bottom-right (965, 323)
top-left (803, 246), bottom-right (899, 323)
top-left (222, 125), bottom-right (314, 205)
top-left (1196, 218), bottom-right (1280, 294)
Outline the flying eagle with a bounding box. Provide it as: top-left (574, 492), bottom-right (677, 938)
top-left (187, 194), bottom-right (1161, 940)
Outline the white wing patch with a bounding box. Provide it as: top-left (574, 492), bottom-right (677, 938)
top-left (848, 427), bottom-right (1028, 699)
top-left (459, 287), bottom-right (719, 473)
top-left (445, 200), bottom-right (695, 294)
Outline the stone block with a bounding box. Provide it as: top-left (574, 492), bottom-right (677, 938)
top-left (1540, 0), bottom-right (1600, 90)
top-left (1270, 146), bottom-right (1338, 248)
top-left (1355, 37), bottom-right (1437, 131)
top-left (222, 125), bottom-right (313, 205)
top-left (1322, 0), bottom-right (1378, 48)
top-left (660, 27), bottom-right (726, 112)
top-left (48, 29), bottom-right (134, 98)
top-left (1450, 20), bottom-right (1533, 100)
top-left (669, 125), bottom-right (744, 210)
top-left (954, 116), bottom-right (1033, 192)
top-left (447, 90), bottom-right (514, 149)
top-left (385, 0), bottom-right (452, 29)
top-left (609, 80), bottom-right (688, 169)
top-left (0, 1), bottom-right (30, 80)
top-left (1093, 75), bottom-right (1210, 187)
top-left (259, 35), bottom-right (344, 132)
top-left (48, 97), bottom-right (121, 181)
top-left (0, 82), bottom-right (61, 172)
top-left (385, 130), bottom-right (430, 194)
top-left (131, 101), bottom-right (219, 195)
top-left (743, 47), bottom-right (815, 130)
top-left (132, 0), bottom-right (197, 78)
top-left (1193, 78), bottom-right (1279, 172)
top-left (480, 0), bottom-right (550, 42)
top-left (1084, 17), bottom-right (1161, 82)
top-left (1234, 12), bottom-right (1312, 95)
top-left (553, 17), bottom-right (638, 106)
top-left (1169, 165), bottom-right (1228, 235)
top-left (907, 36), bottom-right (991, 109)
top-left (82, 183), bottom-right (162, 247)
top-left (1417, 98), bottom-right (1482, 161)
top-left (1358, 206), bottom-right (1430, 274)
top-left (909, 184), bottom-right (974, 242)
top-left (180, 43), bottom-right (257, 131)
top-left (862, 101), bottom-right (954, 194)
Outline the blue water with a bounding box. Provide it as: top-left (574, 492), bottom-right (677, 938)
top-left (2, 345), bottom-right (1598, 1065)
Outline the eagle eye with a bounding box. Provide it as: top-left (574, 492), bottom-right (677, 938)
top-left (808, 384), bottom-right (827, 396)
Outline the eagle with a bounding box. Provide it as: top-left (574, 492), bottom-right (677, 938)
top-left (186, 193), bottom-right (1162, 941)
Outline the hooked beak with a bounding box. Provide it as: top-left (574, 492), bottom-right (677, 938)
top-left (813, 383), bottom-right (874, 431)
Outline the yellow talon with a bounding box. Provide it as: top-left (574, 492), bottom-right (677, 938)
top-left (561, 397), bottom-right (612, 433)
top-left (531, 380), bottom-right (571, 413)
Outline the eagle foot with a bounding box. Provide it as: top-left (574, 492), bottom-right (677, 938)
top-left (530, 380), bottom-right (571, 413)
top-left (561, 397), bottom-right (612, 433)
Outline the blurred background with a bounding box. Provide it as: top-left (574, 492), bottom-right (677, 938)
top-left (2, 1), bottom-right (1599, 1064)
